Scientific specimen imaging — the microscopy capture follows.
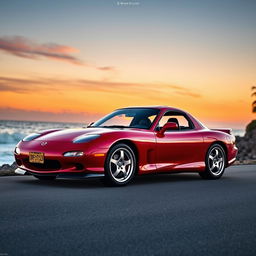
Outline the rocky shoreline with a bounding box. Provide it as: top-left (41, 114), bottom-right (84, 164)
top-left (0, 162), bottom-right (18, 176)
top-left (235, 125), bottom-right (256, 164)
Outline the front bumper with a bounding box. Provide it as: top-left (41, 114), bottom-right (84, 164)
top-left (15, 167), bottom-right (105, 179)
top-left (14, 141), bottom-right (108, 174)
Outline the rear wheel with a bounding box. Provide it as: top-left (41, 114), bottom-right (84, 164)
top-left (104, 143), bottom-right (136, 186)
top-left (199, 144), bottom-right (226, 179)
top-left (34, 175), bottom-right (56, 181)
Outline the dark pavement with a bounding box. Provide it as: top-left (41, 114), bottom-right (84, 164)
top-left (0, 165), bottom-right (256, 256)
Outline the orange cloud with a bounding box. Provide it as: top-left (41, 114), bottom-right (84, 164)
top-left (97, 66), bottom-right (116, 71)
top-left (0, 36), bottom-right (83, 65)
top-left (0, 76), bottom-right (201, 98)
top-left (0, 36), bottom-right (118, 71)
top-left (0, 75), bottom-right (252, 128)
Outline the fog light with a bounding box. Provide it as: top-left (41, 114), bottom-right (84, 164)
top-left (63, 151), bottom-right (84, 157)
top-left (14, 147), bottom-right (21, 155)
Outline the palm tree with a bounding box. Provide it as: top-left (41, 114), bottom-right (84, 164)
top-left (252, 86), bottom-right (256, 112)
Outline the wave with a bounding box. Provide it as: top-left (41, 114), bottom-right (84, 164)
top-left (0, 132), bottom-right (26, 144)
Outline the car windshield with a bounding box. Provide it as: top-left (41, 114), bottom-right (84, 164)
top-left (91, 108), bottom-right (160, 129)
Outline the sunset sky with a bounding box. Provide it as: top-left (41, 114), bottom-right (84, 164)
top-left (0, 0), bottom-right (255, 128)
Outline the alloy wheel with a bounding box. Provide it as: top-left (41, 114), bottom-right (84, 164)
top-left (208, 146), bottom-right (225, 176)
top-left (109, 147), bottom-right (134, 183)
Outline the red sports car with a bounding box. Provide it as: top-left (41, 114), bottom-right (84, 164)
top-left (14, 106), bottom-right (238, 186)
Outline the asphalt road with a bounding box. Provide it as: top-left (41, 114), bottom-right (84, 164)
top-left (1, 165), bottom-right (256, 256)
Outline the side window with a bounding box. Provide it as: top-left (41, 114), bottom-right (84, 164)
top-left (157, 111), bottom-right (194, 131)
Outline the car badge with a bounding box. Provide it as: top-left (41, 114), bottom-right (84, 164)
top-left (41, 142), bottom-right (48, 146)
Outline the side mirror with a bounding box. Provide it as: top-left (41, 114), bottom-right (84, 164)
top-left (158, 122), bottom-right (178, 136)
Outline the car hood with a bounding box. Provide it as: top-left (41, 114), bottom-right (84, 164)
top-left (34, 128), bottom-right (112, 142)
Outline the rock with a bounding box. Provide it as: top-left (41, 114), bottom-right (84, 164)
top-left (0, 162), bottom-right (18, 176)
top-left (235, 120), bottom-right (256, 162)
top-left (11, 162), bottom-right (18, 169)
top-left (246, 120), bottom-right (256, 133)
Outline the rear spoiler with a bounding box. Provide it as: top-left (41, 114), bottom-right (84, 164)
top-left (211, 128), bottom-right (232, 135)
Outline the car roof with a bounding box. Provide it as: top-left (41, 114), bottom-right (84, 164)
top-left (118, 105), bottom-right (186, 112)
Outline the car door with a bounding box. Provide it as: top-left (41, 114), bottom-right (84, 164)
top-left (155, 111), bottom-right (205, 172)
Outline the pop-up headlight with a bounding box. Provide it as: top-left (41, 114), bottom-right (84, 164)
top-left (73, 134), bottom-right (100, 144)
top-left (22, 133), bottom-right (41, 142)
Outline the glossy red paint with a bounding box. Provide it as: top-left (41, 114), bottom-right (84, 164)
top-left (14, 106), bottom-right (238, 177)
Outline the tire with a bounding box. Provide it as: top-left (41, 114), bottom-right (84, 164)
top-left (104, 143), bottom-right (136, 186)
top-left (34, 175), bottom-right (56, 181)
top-left (199, 144), bottom-right (226, 179)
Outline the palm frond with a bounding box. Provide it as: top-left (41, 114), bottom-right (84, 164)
top-left (252, 86), bottom-right (256, 90)
top-left (252, 92), bottom-right (256, 97)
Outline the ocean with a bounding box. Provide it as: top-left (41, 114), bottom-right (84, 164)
top-left (0, 120), bottom-right (245, 166)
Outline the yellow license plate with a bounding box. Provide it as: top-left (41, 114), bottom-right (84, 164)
top-left (29, 152), bottom-right (44, 164)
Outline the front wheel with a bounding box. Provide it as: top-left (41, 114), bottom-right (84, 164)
top-left (34, 175), bottom-right (56, 181)
top-left (199, 144), bottom-right (226, 179)
top-left (104, 143), bottom-right (136, 186)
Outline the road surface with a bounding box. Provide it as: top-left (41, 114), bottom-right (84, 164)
top-left (0, 165), bottom-right (256, 256)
